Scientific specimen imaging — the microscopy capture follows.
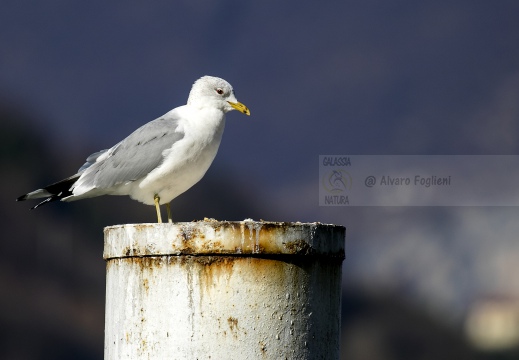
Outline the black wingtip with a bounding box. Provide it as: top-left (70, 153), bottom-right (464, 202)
top-left (16, 174), bottom-right (80, 210)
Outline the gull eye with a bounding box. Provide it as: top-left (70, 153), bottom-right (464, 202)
top-left (215, 88), bottom-right (224, 95)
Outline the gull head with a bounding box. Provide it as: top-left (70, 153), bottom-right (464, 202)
top-left (187, 76), bottom-right (250, 116)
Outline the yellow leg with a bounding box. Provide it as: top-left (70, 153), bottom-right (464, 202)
top-left (154, 195), bottom-right (162, 223)
top-left (166, 202), bottom-right (172, 223)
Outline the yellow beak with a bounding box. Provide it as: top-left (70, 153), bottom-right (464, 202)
top-left (228, 101), bottom-right (251, 116)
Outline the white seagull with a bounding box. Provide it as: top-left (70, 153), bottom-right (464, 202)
top-left (17, 76), bottom-right (250, 222)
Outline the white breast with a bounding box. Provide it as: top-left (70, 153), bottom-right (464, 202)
top-left (129, 107), bottom-right (227, 205)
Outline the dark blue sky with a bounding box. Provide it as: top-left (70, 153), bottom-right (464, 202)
top-left (3, 0), bottom-right (519, 332)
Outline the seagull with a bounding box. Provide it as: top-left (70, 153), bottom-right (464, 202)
top-left (17, 76), bottom-right (250, 223)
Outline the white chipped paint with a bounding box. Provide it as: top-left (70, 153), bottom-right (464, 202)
top-left (104, 220), bottom-right (345, 360)
top-left (103, 220), bottom-right (345, 259)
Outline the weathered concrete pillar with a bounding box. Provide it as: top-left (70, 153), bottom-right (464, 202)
top-left (104, 220), bottom-right (345, 360)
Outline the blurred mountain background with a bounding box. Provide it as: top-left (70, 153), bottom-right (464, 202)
top-left (2, 1), bottom-right (519, 359)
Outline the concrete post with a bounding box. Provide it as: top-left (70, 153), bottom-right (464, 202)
top-left (104, 220), bottom-right (345, 360)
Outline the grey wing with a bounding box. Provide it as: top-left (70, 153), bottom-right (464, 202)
top-left (78, 149), bottom-right (110, 173)
top-left (77, 117), bottom-right (184, 190)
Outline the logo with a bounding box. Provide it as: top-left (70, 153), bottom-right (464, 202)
top-left (322, 169), bottom-right (352, 193)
